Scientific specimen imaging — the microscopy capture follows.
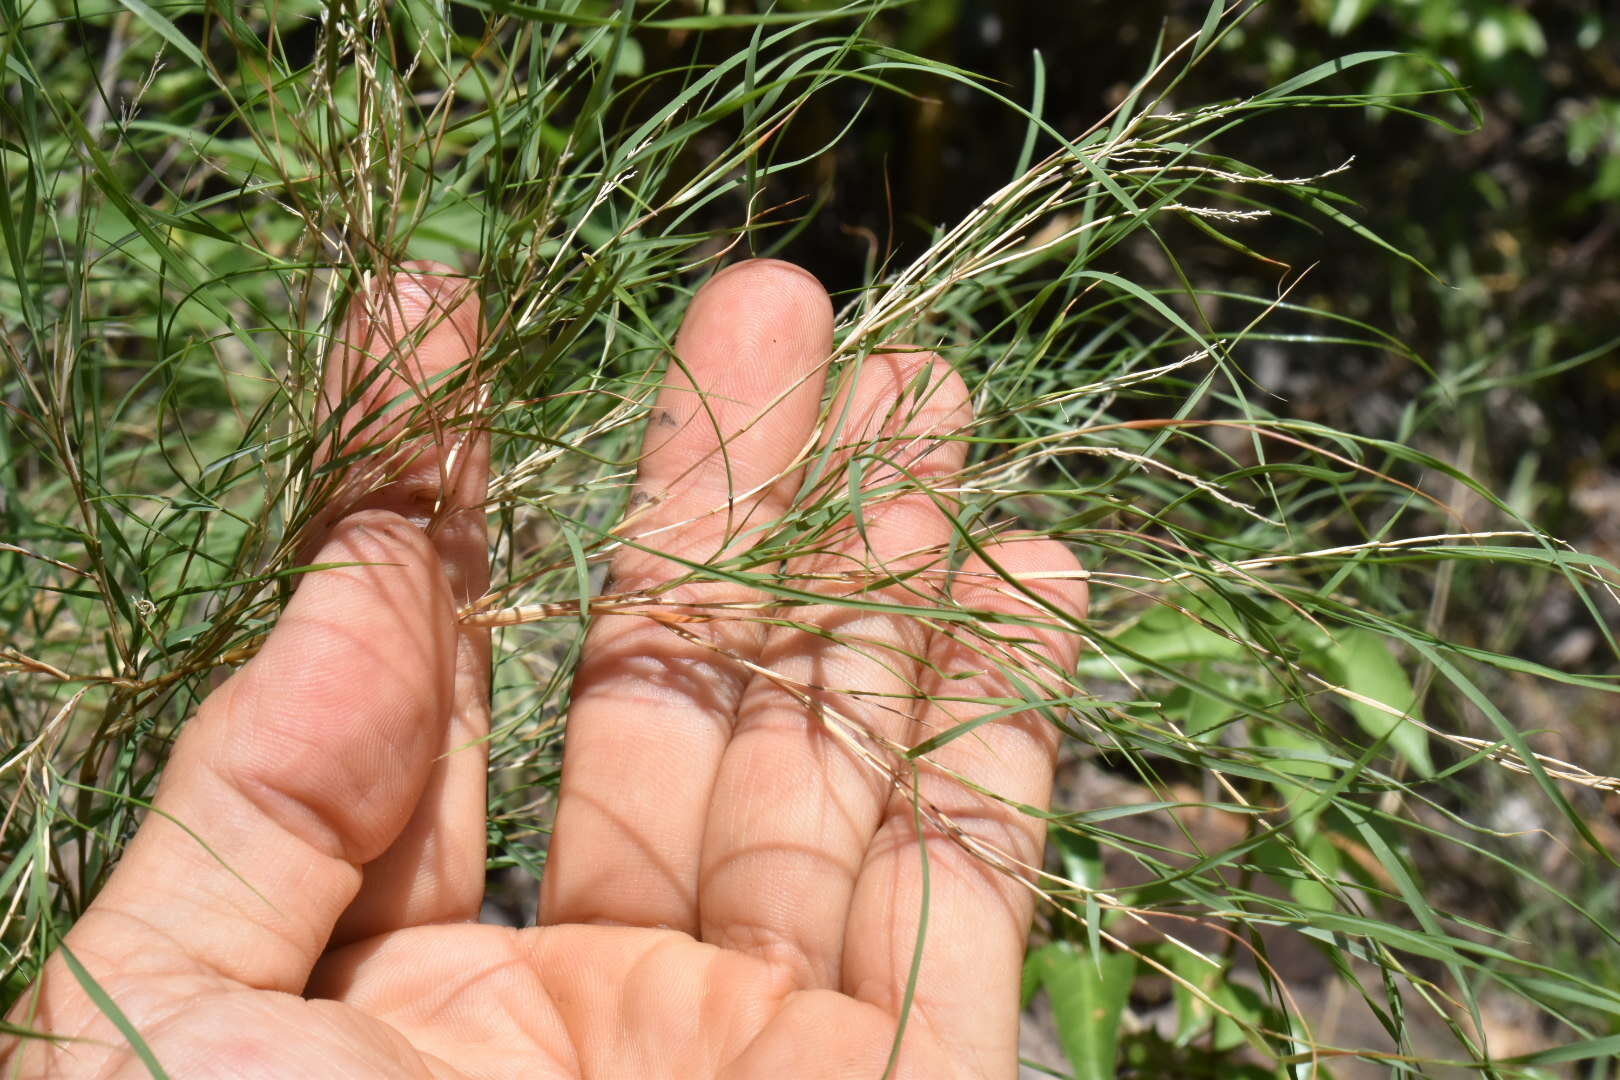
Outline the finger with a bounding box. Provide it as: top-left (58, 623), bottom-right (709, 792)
top-left (43, 512), bottom-right (458, 1005)
top-left (310, 262), bottom-right (492, 943)
top-left (844, 534), bottom-right (1088, 1074)
top-left (309, 261), bottom-right (485, 568)
top-left (541, 259), bottom-right (833, 931)
top-left (700, 351), bottom-right (971, 989)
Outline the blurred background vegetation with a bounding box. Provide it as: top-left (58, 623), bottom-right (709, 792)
top-left (786, 0), bottom-right (1620, 546)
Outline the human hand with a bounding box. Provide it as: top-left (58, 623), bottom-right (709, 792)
top-left (3, 259), bottom-right (1087, 1079)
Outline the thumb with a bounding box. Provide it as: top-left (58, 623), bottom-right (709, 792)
top-left (40, 510), bottom-right (456, 1015)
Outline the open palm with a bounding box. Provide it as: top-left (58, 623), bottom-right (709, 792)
top-left (3, 260), bottom-right (1086, 1079)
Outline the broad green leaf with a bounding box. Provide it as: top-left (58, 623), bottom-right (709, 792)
top-left (1309, 629), bottom-right (1434, 777)
top-left (1167, 947), bottom-right (1270, 1053)
top-left (1051, 827), bottom-right (1104, 891)
top-left (1255, 723), bottom-right (1337, 783)
top-left (1162, 666), bottom-right (1243, 739)
top-left (1109, 602), bottom-right (1245, 665)
top-left (1028, 942), bottom-right (1136, 1080)
top-left (1290, 829), bottom-right (1344, 913)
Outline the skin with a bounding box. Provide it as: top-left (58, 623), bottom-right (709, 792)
top-left (1, 258), bottom-right (1088, 1079)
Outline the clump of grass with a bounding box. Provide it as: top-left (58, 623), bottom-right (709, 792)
top-left (4, 1), bottom-right (1619, 1075)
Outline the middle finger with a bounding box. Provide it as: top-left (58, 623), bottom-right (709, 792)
top-left (541, 260), bottom-right (833, 932)
top-left (698, 350), bottom-right (971, 989)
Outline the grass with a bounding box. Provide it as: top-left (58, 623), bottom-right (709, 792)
top-left (4, 1), bottom-right (1620, 1076)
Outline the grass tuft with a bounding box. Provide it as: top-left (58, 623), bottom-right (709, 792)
top-left (4, 1), bottom-right (1618, 1074)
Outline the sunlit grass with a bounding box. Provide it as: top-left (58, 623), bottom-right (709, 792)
top-left (4, 1), bottom-right (1619, 1075)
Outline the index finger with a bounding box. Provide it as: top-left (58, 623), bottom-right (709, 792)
top-left (310, 262), bottom-right (495, 944)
